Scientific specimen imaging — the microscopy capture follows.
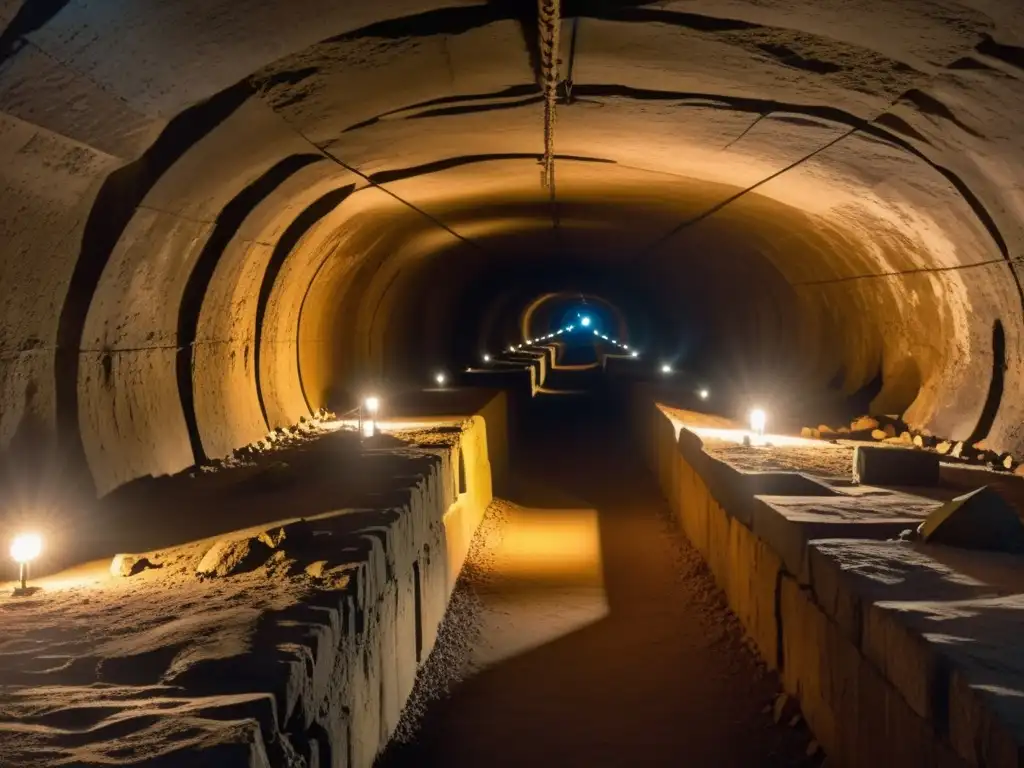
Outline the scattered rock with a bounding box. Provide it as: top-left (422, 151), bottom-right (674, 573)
top-left (951, 441), bottom-right (964, 459)
top-left (800, 427), bottom-right (818, 439)
top-left (883, 423), bottom-right (897, 438)
top-left (891, 527), bottom-right (920, 542)
top-left (817, 424), bottom-right (833, 435)
top-left (899, 431), bottom-right (913, 443)
top-left (1003, 454), bottom-right (1014, 471)
top-left (109, 554), bottom-right (159, 578)
top-left (304, 560), bottom-right (328, 579)
top-left (913, 434), bottom-right (925, 448)
top-left (936, 441), bottom-right (952, 455)
top-left (836, 426), bottom-right (850, 434)
top-left (854, 445), bottom-right (940, 486)
top-left (851, 416), bottom-right (879, 432)
top-left (871, 429), bottom-right (887, 441)
top-left (257, 519), bottom-right (313, 551)
top-left (196, 536), bottom-right (273, 579)
top-left (919, 486), bottom-right (1024, 554)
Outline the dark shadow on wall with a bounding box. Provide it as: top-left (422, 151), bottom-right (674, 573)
top-left (0, 0), bottom-right (71, 63)
top-left (253, 183), bottom-right (356, 428)
top-left (55, 81), bottom-right (255, 499)
top-left (175, 153), bottom-right (324, 464)
top-left (870, 355), bottom-right (921, 416)
top-left (967, 319), bottom-right (1006, 446)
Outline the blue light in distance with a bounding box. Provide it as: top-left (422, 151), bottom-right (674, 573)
top-left (580, 315), bottom-right (592, 327)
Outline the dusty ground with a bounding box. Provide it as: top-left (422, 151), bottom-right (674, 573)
top-left (659, 404), bottom-right (855, 478)
top-left (704, 439), bottom-right (855, 478)
top-left (377, 407), bottom-right (817, 768)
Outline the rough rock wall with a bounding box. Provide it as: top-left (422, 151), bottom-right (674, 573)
top-left (1, 1), bottom-right (1024, 504)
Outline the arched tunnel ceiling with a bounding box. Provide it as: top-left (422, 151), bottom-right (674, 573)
top-left (2, 0), bottom-right (1024, 499)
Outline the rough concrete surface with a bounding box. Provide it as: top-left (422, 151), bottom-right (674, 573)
top-left (639, 392), bottom-right (1024, 767)
top-left (2, 1), bottom-right (1024, 517)
top-left (0, 393), bottom-right (504, 768)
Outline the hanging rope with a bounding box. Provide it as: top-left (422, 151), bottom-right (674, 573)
top-left (538, 0), bottom-right (560, 195)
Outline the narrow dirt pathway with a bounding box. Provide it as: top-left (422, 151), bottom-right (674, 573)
top-left (378, 402), bottom-right (814, 767)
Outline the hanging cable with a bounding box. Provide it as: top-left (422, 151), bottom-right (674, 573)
top-left (538, 0), bottom-right (561, 198)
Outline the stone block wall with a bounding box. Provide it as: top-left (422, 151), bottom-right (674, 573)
top-left (632, 389), bottom-right (1024, 768)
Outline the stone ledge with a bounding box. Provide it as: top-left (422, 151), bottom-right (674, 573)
top-left (635, 391), bottom-right (1024, 768)
top-left (0, 392), bottom-right (507, 768)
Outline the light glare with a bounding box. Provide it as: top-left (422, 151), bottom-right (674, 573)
top-left (11, 534), bottom-right (41, 564)
top-left (580, 316), bottom-right (592, 327)
top-left (699, 389), bottom-right (709, 400)
top-left (435, 372), bottom-right (447, 386)
top-left (750, 408), bottom-right (767, 435)
top-left (661, 363), bottom-right (672, 374)
top-left (364, 396), bottom-right (380, 414)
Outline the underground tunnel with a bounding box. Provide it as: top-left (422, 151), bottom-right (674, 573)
top-left (2, 1), bottom-right (1024, 766)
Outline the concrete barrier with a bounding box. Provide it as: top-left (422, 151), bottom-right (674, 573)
top-left (0, 391), bottom-right (507, 768)
top-left (633, 388), bottom-right (1024, 768)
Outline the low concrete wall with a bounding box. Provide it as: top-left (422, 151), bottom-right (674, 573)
top-left (204, 392), bottom-right (508, 767)
top-left (3, 391), bottom-right (508, 768)
top-left (634, 388), bottom-right (1024, 768)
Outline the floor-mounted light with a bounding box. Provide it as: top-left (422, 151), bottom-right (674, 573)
top-left (750, 408), bottom-right (767, 437)
top-left (11, 533), bottom-right (41, 594)
top-left (361, 396), bottom-right (380, 438)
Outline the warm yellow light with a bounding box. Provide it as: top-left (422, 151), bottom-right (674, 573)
top-left (435, 372), bottom-right (447, 386)
top-left (11, 533), bottom-right (41, 564)
top-left (364, 396), bottom-right (380, 415)
top-left (750, 408), bottom-right (767, 434)
top-left (699, 389), bottom-right (709, 400)
top-left (362, 420), bottom-right (376, 438)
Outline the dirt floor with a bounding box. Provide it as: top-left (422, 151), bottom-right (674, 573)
top-left (377, 403), bottom-right (816, 768)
